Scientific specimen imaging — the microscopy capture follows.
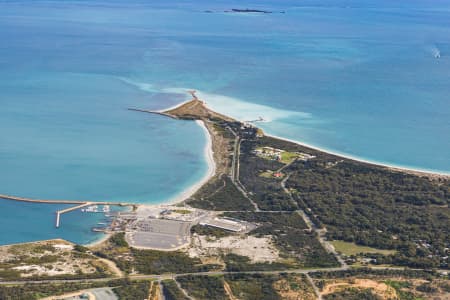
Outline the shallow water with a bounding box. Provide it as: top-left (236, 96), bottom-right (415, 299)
top-left (1, 0), bottom-right (449, 244)
top-left (0, 199), bottom-right (110, 245)
top-left (0, 72), bottom-right (207, 202)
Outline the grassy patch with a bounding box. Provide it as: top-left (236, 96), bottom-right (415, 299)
top-left (280, 151), bottom-right (299, 164)
top-left (331, 241), bottom-right (396, 256)
top-left (259, 170), bottom-right (284, 179)
top-left (259, 170), bottom-right (275, 178)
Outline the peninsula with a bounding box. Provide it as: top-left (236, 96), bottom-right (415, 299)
top-left (0, 91), bottom-right (449, 300)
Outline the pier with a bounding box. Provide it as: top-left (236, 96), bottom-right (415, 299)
top-left (55, 203), bottom-right (93, 228)
top-left (127, 108), bottom-right (179, 120)
top-left (0, 194), bottom-right (134, 228)
top-left (0, 194), bottom-right (88, 205)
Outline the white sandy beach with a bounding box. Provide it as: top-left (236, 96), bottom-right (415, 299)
top-left (263, 133), bottom-right (450, 178)
top-left (84, 232), bottom-right (112, 247)
top-left (166, 119), bottom-right (216, 205)
top-left (155, 97), bottom-right (192, 113)
top-left (188, 92), bottom-right (450, 178)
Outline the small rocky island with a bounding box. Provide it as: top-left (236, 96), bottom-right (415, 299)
top-left (204, 8), bottom-right (285, 14)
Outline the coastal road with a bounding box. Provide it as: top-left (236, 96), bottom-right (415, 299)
top-left (0, 265), bottom-right (420, 286)
top-left (1, 264), bottom-right (440, 300)
top-left (227, 133), bottom-right (260, 212)
top-left (0, 267), bottom-right (349, 286)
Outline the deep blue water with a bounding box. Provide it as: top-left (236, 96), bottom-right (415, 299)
top-left (1, 0), bottom-right (449, 244)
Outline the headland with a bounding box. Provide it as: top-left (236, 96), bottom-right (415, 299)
top-left (1, 90), bottom-right (449, 300)
top-left (2, 89), bottom-right (448, 237)
top-left (136, 90), bottom-right (450, 181)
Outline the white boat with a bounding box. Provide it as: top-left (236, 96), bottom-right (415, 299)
top-left (82, 205), bottom-right (99, 213)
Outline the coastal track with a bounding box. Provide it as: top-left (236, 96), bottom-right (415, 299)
top-left (226, 128), bottom-right (261, 212)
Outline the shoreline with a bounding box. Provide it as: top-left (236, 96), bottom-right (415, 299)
top-left (190, 89), bottom-right (450, 177)
top-left (84, 232), bottom-right (112, 248)
top-left (193, 97), bottom-right (449, 178)
top-left (165, 119), bottom-right (216, 205)
top-left (263, 132), bottom-right (450, 178)
top-left (154, 94), bottom-right (193, 113)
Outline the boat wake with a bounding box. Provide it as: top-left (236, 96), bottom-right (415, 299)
top-left (429, 45), bottom-right (441, 58)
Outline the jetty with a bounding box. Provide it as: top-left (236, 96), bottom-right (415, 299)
top-left (0, 194), bottom-right (88, 205)
top-left (127, 108), bottom-right (180, 120)
top-left (0, 194), bottom-right (134, 228)
top-left (55, 203), bottom-right (93, 228)
top-left (128, 91), bottom-right (199, 119)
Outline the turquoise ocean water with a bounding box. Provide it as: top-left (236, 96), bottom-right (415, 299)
top-left (1, 0), bottom-right (449, 244)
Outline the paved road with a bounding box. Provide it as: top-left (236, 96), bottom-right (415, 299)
top-left (0, 266), bottom-right (356, 286)
top-left (228, 135), bottom-right (260, 212)
top-left (2, 264), bottom-right (441, 286)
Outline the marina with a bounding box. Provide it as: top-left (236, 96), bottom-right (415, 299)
top-left (0, 195), bottom-right (134, 229)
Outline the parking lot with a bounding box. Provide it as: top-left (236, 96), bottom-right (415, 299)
top-left (125, 218), bottom-right (191, 250)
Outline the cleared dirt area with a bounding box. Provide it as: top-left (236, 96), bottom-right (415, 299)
top-left (321, 279), bottom-right (398, 299)
top-left (316, 276), bottom-right (450, 300)
top-left (148, 281), bottom-right (163, 300)
top-left (188, 234), bottom-right (279, 263)
top-left (98, 258), bottom-right (123, 277)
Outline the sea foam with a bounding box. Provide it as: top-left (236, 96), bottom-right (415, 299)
top-left (195, 90), bottom-right (312, 123)
top-left (117, 77), bottom-right (159, 93)
top-left (120, 78), bottom-right (312, 123)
